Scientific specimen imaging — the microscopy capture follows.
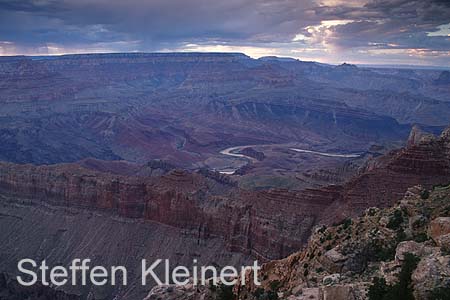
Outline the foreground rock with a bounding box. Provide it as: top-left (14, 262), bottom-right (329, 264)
top-left (236, 184), bottom-right (450, 300)
top-left (429, 217), bottom-right (450, 251)
top-left (143, 283), bottom-right (214, 300)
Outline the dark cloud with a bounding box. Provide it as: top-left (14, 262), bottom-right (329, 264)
top-left (311, 0), bottom-right (450, 50)
top-left (0, 0), bottom-right (449, 65)
top-left (0, 0), bottom-right (315, 47)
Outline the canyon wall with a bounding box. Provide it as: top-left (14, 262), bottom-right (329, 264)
top-left (0, 194), bottom-right (250, 300)
top-left (0, 128), bottom-right (449, 262)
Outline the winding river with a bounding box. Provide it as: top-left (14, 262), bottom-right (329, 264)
top-left (218, 145), bottom-right (362, 174)
top-left (288, 148), bottom-right (362, 158)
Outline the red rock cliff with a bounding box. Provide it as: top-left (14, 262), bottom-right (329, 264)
top-left (0, 128), bottom-right (449, 260)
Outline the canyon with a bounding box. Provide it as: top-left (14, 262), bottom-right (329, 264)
top-left (0, 126), bottom-right (449, 299)
top-left (2, 52), bottom-right (448, 190)
top-left (0, 53), bottom-right (449, 299)
top-left (0, 54), bottom-right (447, 170)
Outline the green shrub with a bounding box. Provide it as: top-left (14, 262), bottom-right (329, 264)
top-left (367, 253), bottom-right (420, 300)
top-left (253, 288), bottom-right (278, 300)
top-left (370, 241), bottom-right (396, 262)
top-left (396, 229), bottom-right (407, 242)
top-left (393, 253), bottom-right (420, 300)
top-left (429, 286), bottom-right (450, 300)
top-left (367, 277), bottom-right (388, 300)
top-left (367, 208), bottom-right (377, 216)
top-left (413, 232), bottom-right (429, 243)
top-left (342, 218), bottom-right (353, 230)
top-left (209, 281), bottom-right (217, 292)
top-left (318, 226), bottom-right (326, 234)
top-left (217, 284), bottom-right (234, 300)
top-left (315, 267), bottom-right (324, 273)
top-left (267, 290), bottom-right (278, 300)
top-left (411, 217), bottom-right (427, 229)
top-left (253, 287), bottom-right (264, 298)
top-left (420, 189), bottom-right (430, 200)
top-left (269, 280), bottom-right (280, 292)
top-left (387, 210), bottom-right (404, 229)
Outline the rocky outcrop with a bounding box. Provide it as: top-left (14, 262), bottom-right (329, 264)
top-left (239, 148), bottom-right (265, 161)
top-left (428, 217), bottom-right (450, 251)
top-left (407, 125), bottom-right (431, 147)
top-left (143, 285), bottom-right (212, 300)
top-left (236, 184), bottom-right (450, 300)
top-left (412, 251), bottom-right (450, 299)
top-left (323, 128), bottom-right (450, 222)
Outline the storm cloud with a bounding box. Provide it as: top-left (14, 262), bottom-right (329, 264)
top-left (0, 0), bottom-right (449, 66)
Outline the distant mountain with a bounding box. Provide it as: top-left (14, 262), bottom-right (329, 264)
top-left (358, 63), bottom-right (450, 71)
top-left (0, 53), bottom-right (449, 168)
top-left (258, 56), bottom-right (300, 62)
top-left (435, 70), bottom-right (450, 85)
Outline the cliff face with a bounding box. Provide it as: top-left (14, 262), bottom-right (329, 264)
top-left (323, 128), bottom-right (450, 222)
top-left (0, 193), bottom-right (250, 300)
top-left (0, 274), bottom-right (81, 300)
top-left (235, 184), bottom-right (450, 300)
top-left (344, 129), bottom-right (450, 214)
top-left (0, 163), bottom-right (326, 260)
top-left (0, 128), bottom-right (449, 263)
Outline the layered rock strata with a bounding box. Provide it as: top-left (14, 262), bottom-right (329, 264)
top-left (0, 128), bottom-right (449, 262)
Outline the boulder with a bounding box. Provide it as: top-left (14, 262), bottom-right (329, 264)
top-left (435, 234), bottom-right (450, 252)
top-left (322, 285), bottom-right (355, 300)
top-left (322, 248), bottom-right (347, 273)
top-left (324, 249), bottom-right (346, 263)
top-left (323, 273), bottom-right (341, 286)
top-left (380, 261), bottom-right (401, 285)
top-left (290, 288), bottom-right (320, 300)
top-left (412, 253), bottom-right (450, 300)
top-left (429, 217), bottom-right (450, 250)
top-left (143, 283), bottom-right (213, 300)
top-left (395, 241), bottom-right (425, 262)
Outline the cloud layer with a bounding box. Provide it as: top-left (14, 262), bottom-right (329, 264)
top-left (0, 0), bottom-right (449, 65)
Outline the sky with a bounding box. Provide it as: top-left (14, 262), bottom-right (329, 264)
top-left (0, 0), bottom-right (449, 66)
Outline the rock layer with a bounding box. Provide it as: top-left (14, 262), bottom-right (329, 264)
top-left (0, 128), bottom-right (449, 262)
top-left (235, 184), bottom-right (450, 300)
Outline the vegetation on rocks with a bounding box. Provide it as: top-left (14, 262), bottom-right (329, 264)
top-left (236, 184), bottom-right (450, 300)
top-left (368, 253), bottom-right (420, 300)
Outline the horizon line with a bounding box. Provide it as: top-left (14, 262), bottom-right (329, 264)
top-left (1, 51), bottom-right (449, 70)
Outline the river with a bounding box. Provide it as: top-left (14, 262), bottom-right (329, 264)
top-left (218, 145), bottom-right (362, 174)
